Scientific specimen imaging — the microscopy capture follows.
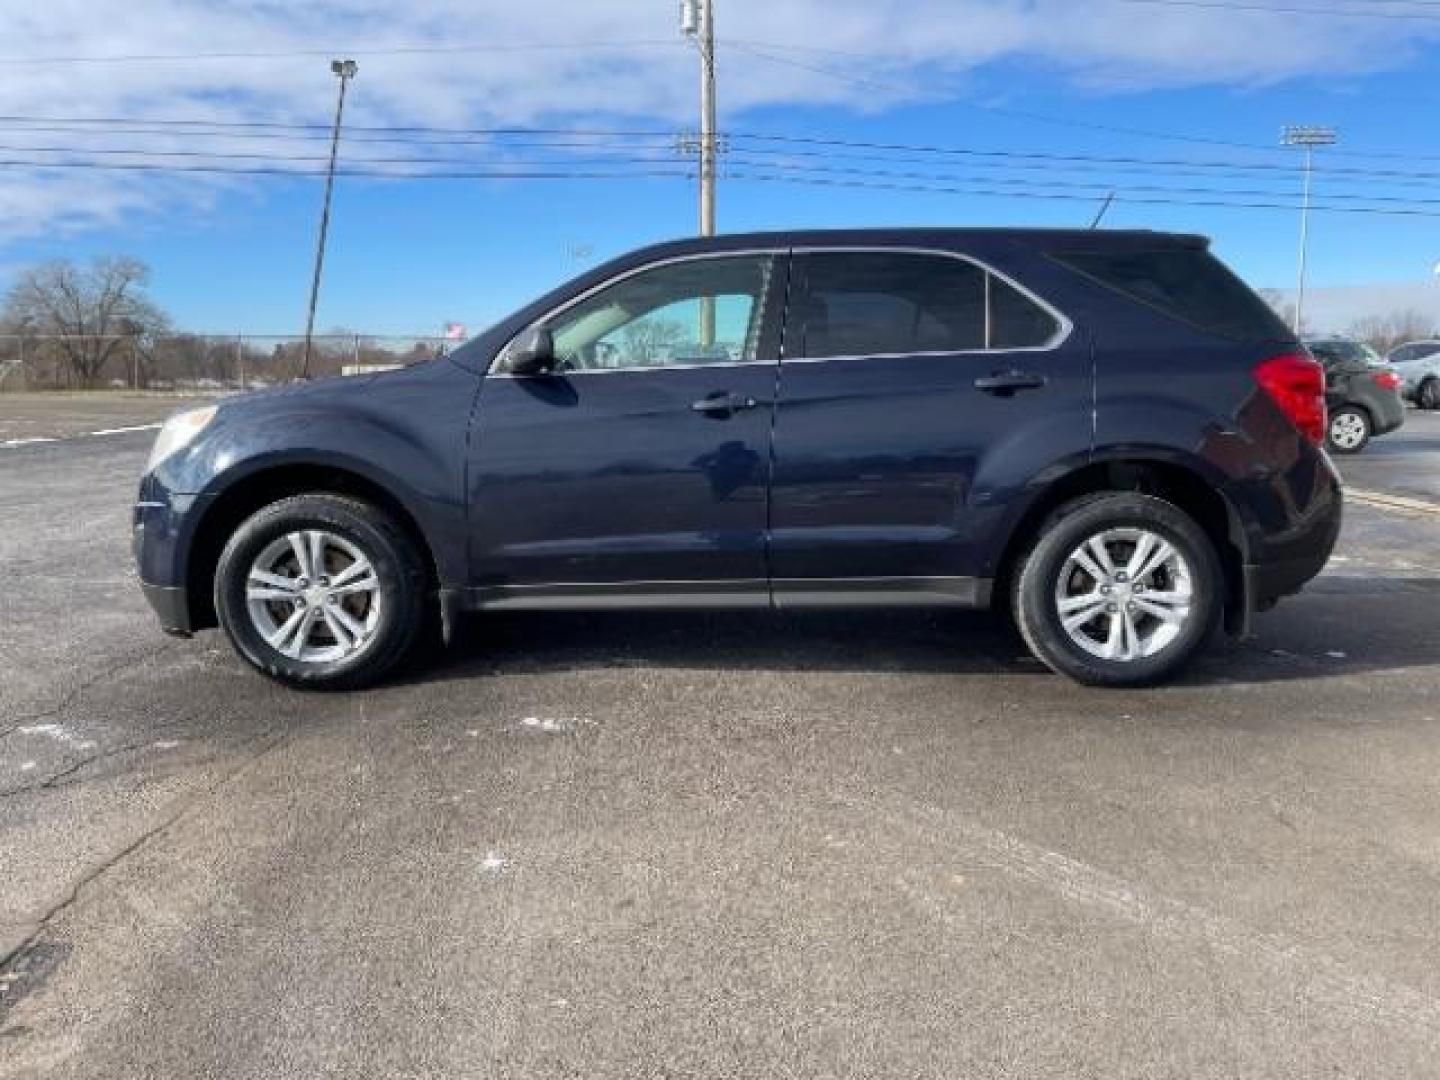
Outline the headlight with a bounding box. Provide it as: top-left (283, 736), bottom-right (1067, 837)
top-left (146, 406), bottom-right (218, 471)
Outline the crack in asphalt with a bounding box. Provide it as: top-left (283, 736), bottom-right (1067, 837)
top-left (0, 725), bottom-right (293, 972)
top-left (0, 640), bottom-right (181, 739)
top-left (0, 714), bottom-right (205, 799)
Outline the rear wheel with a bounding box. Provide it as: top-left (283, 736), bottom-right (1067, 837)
top-left (1326, 406), bottom-right (1371, 454)
top-left (1013, 493), bottom-right (1222, 687)
top-left (1420, 378), bottom-right (1440, 411)
top-left (214, 493), bottom-right (426, 689)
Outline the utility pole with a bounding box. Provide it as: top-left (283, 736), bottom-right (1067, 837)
top-left (681, 0), bottom-right (717, 346)
top-left (1281, 125), bottom-right (1337, 336)
top-left (301, 59), bottom-right (357, 379)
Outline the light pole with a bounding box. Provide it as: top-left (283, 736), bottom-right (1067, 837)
top-left (681, 0), bottom-right (717, 347)
top-left (1281, 124), bottom-right (1337, 336)
top-left (301, 58), bottom-right (357, 379)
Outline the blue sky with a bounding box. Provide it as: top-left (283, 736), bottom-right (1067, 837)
top-left (3, 1), bottom-right (1440, 335)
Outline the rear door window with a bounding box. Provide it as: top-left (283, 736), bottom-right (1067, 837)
top-left (1053, 248), bottom-right (1290, 341)
top-left (795, 252), bottom-right (1061, 358)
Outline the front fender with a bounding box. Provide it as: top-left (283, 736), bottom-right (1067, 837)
top-left (149, 374), bottom-right (473, 591)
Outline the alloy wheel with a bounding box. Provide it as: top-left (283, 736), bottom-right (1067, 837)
top-left (1054, 527), bottom-right (1194, 663)
top-left (245, 529), bottom-right (382, 663)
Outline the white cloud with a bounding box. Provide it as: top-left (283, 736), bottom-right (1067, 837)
top-left (0, 0), bottom-right (1433, 244)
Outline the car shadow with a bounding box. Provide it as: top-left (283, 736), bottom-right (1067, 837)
top-left (395, 575), bottom-right (1440, 690)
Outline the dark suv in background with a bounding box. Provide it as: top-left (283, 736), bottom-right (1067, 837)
top-left (1302, 337), bottom-right (1406, 454)
top-left (135, 229), bottom-right (1340, 689)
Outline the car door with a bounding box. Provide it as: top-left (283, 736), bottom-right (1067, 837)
top-left (466, 251), bottom-right (787, 606)
top-left (768, 248), bottom-right (1087, 604)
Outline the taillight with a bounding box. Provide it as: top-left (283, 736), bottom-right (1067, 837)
top-left (1372, 369), bottom-right (1402, 391)
top-left (1254, 353), bottom-right (1327, 446)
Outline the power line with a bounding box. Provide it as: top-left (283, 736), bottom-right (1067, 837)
top-left (1112, 0), bottom-right (1440, 21)
top-left (13, 126), bottom-right (1440, 187)
top-left (10, 154), bottom-right (1440, 217)
top-left (0, 40), bottom-right (680, 65)
top-left (723, 170), bottom-right (1440, 218)
top-left (6, 110), bottom-right (1440, 170)
top-left (13, 138), bottom-right (1413, 202)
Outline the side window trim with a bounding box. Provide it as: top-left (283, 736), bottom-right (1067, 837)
top-left (488, 249), bottom-right (789, 377)
top-left (783, 246), bottom-right (1072, 363)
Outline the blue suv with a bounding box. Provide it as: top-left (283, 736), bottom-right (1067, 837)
top-left (135, 229), bottom-right (1341, 688)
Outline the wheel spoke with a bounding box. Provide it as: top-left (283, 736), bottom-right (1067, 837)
top-left (249, 568), bottom-right (299, 591)
top-left (1126, 532), bottom-right (1158, 579)
top-left (287, 532), bottom-right (313, 580)
top-left (1062, 599), bottom-right (1110, 632)
top-left (1120, 608), bottom-right (1141, 660)
top-left (330, 575), bottom-right (378, 597)
top-left (326, 602), bottom-right (367, 645)
top-left (1134, 540), bottom-right (1177, 584)
top-left (1086, 536), bottom-right (1118, 577)
top-left (1103, 611), bottom-right (1125, 659)
top-left (1134, 597), bottom-right (1187, 625)
top-left (1069, 548), bottom-right (1108, 585)
top-left (322, 607), bottom-right (354, 651)
top-left (1058, 590), bottom-right (1104, 614)
top-left (247, 586), bottom-right (301, 602)
top-left (308, 530), bottom-right (327, 580)
top-left (329, 556), bottom-right (373, 588)
top-left (266, 607), bottom-right (313, 657)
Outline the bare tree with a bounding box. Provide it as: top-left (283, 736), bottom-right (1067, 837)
top-left (1346, 309), bottom-right (1436, 355)
top-left (2, 256), bottom-right (170, 387)
top-left (1256, 289), bottom-right (1307, 336)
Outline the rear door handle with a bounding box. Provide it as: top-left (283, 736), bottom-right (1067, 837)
top-left (691, 391), bottom-right (764, 416)
top-left (974, 371), bottom-right (1047, 395)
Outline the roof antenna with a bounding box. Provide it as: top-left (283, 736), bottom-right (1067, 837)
top-left (1090, 191), bottom-right (1116, 229)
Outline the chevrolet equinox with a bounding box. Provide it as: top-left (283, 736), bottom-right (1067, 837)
top-left (135, 229), bottom-right (1342, 689)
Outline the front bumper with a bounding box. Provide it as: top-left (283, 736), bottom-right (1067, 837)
top-left (140, 580), bottom-right (193, 636)
top-left (133, 476), bottom-right (212, 637)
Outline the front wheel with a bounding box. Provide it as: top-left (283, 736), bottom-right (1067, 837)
top-left (1013, 493), bottom-right (1222, 687)
top-left (214, 493), bottom-right (426, 689)
top-left (1326, 406), bottom-right (1371, 454)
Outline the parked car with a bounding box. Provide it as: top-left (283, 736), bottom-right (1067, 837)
top-left (1385, 340), bottom-right (1440, 410)
top-left (135, 229), bottom-right (1340, 689)
top-left (1302, 337), bottom-right (1406, 453)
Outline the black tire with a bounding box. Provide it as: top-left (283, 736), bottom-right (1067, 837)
top-left (1012, 492), bottom-right (1223, 688)
top-left (214, 493), bottom-right (426, 689)
top-left (1420, 378), bottom-right (1440, 411)
top-left (1326, 405), bottom-right (1371, 455)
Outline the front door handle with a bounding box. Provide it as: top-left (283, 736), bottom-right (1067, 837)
top-left (691, 391), bottom-right (763, 416)
top-left (974, 370), bottom-right (1047, 395)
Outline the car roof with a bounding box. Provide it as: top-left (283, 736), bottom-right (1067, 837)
top-left (613, 227), bottom-right (1211, 262)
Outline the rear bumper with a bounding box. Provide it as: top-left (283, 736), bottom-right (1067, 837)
top-left (1247, 496), bottom-right (1343, 607)
top-left (1369, 392), bottom-right (1406, 436)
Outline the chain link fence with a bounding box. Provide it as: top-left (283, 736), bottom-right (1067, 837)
top-left (0, 334), bottom-right (453, 392)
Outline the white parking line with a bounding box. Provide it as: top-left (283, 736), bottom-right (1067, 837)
top-left (0, 423), bottom-right (160, 450)
top-left (85, 423), bottom-right (162, 437)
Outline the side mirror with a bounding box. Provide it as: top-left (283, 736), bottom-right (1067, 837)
top-left (507, 326), bottom-right (555, 376)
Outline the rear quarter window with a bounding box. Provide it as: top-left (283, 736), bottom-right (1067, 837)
top-left (1053, 248), bottom-right (1291, 341)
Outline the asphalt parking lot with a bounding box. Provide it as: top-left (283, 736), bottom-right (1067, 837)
top-left (2, 397), bottom-right (1438, 1078)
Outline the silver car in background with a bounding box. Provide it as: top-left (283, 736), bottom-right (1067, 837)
top-left (1386, 340), bottom-right (1440, 410)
